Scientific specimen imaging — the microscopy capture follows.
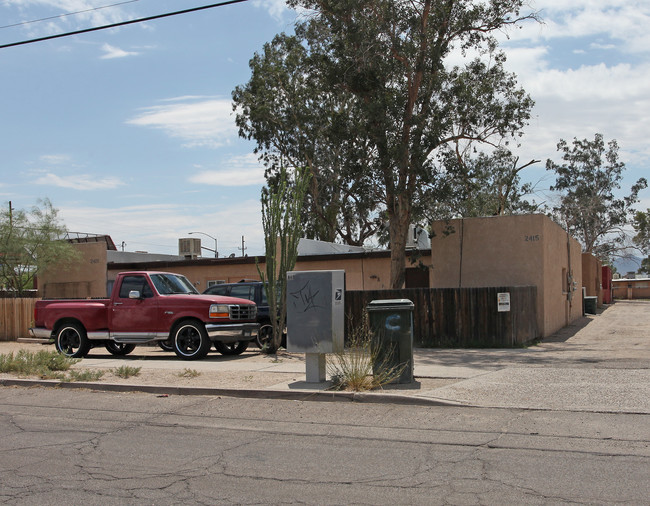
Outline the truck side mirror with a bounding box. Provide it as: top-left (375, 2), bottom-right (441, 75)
top-left (129, 290), bottom-right (142, 299)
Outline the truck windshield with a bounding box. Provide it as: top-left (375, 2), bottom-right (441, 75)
top-left (150, 273), bottom-right (199, 295)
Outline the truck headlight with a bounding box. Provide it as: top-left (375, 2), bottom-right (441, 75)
top-left (209, 304), bottom-right (230, 319)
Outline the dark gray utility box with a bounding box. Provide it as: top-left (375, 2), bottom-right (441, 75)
top-left (286, 270), bottom-right (345, 354)
top-left (584, 295), bottom-right (598, 315)
top-left (367, 299), bottom-right (414, 384)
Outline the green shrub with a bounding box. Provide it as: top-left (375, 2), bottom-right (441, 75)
top-left (37, 350), bottom-right (76, 371)
top-left (113, 365), bottom-right (142, 378)
top-left (177, 368), bottom-right (200, 378)
top-left (328, 316), bottom-right (405, 391)
top-left (0, 350), bottom-right (78, 376)
top-left (68, 369), bottom-right (105, 382)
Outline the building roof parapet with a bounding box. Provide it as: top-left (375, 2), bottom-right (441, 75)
top-left (107, 248), bottom-right (433, 270)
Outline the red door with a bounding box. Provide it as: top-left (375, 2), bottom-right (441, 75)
top-left (110, 275), bottom-right (160, 337)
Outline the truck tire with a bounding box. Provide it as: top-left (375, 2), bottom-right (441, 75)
top-left (55, 323), bottom-right (91, 358)
top-left (214, 341), bottom-right (249, 355)
top-left (105, 342), bottom-right (136, 356)
top-left (256, 325), bottom-right (273, 349)
top-left (172, 321), bottom-right (210, 360)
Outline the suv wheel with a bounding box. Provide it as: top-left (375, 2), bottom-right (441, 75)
top-left (257, 325), bottom-right (273, 348)
top-left (214, 341), bottom-right (249, 355)
top-left (105, 342), bottom-right (136, 356)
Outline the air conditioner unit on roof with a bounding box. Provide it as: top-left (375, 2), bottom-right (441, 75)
top-left (179, 238), bottom-right (202, 258)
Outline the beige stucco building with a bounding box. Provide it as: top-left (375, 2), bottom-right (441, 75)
top-left (38, 241), bottom-right (109, 298)
top-left (428, 214), bottom-right (583, 337)
top-left (37, 237), bottom-right (432, 297)
top-left (582, 253), bottom-right (603, 306)
top-left (107, 249), bottom-right (432, 294)
top-left (38, 214), bottom-right (587, 342)
top-left (612, 277), bottom-right (650, 299)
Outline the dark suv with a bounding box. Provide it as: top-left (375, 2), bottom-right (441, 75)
top-left (203, 281), bottom-right (274, 348)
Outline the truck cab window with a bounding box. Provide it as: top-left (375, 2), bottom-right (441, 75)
top-left (119, 276), bottom-right (153, 299)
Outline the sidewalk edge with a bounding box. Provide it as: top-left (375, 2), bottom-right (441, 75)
top-left (0, 378), bottom-right (462, 407)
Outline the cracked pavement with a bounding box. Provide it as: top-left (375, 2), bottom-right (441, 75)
top-left (1, 299), bottom-right (649, 503)
top-left (0, 388), bottom-right (648, 504)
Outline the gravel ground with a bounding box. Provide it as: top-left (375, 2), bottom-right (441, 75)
top-left (0, 342), bottom-right (303, 389)
top-left (0, 341), bottom-right (455, 392)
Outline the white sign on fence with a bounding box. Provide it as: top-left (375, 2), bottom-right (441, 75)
top-left (497, 292), bottom-right (511, 312)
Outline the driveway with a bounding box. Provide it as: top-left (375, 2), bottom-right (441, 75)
top-left (414, 300), bottom-right (650, 412)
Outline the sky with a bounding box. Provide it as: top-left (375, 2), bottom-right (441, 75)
top-left (1, 0), bottom-right (649, 258)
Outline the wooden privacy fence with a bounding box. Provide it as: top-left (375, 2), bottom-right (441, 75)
top-left (0, 297), bottom-right (37, 341)
top-left (345, 286), bottom-right (538, 348)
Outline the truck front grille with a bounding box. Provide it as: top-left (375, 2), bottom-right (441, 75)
top-left (229, 305), bottom-right (256, 320)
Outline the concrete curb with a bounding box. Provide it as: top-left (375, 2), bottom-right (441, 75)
top-left (0, 377), bottom-right (462, 407)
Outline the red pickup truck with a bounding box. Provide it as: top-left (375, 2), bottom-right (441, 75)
top-left (29, 271), bottom-right (258, 360)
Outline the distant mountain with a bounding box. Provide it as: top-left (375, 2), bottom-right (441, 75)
top-left (613, 256), bottom-right (643, 275)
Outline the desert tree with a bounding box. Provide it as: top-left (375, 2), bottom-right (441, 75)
top-left (421, 145), bottom-right (540, 220)
top-left (633, 209), bottom-right (650, 274)
top-left (237, 0), bottom-right (536, 288)
top-left (546, 134), bottom-right (648, 261)
top-left (233, 33), bottom-right (383, 247)
top-left (0, 199), bottom-right (79, 295)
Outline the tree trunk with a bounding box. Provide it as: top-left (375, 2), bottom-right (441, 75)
top-left (388, 194), bottom-right (412, 289)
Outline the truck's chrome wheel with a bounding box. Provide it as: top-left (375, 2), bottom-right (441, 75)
top-left (172, 321), bottom-right (210, 360)
top-left (55, 323), bottom-right (90, 358)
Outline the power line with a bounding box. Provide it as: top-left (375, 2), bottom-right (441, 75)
top-left (0, 0), bottom-right (142, 30)
top-left (0, 0), bottom-right (248, 50)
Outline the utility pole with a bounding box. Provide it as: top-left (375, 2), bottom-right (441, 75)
top-left (239, 236), bottom-right (247, 257)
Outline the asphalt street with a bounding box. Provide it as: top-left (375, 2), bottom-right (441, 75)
top-left (0, 300), bottom-right (648, 504)
top-left (0, 389), bottom-right (648, 505)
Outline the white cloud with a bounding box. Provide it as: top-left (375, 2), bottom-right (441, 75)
top-left (499, 45), bottom-right (550, 78)
top-left (35, 173), bottom-right (124, 190)
top-left (39, 153), bottom-right (72, 165)
top-left (252, 0), bottom-right (289, 22)
top-left (189, 154), bottom-right (266, 187)
top-left (58, 202), bottom-right (265, 256)
top-left (513, 1), bottom-right (650, 53)
top-left (3, 0), bottom-right (134, 34)
top-left (590, 43), bottom-right (616, 51)
top-left (126, 97), bottom-right (235, 148)
top-left (100, 43), bottom-right (138, 59)
top-left (524, 62), bottom-right (650, 101)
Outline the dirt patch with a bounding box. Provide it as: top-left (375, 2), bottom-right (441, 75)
top-left (0, 341), bottom-right (455, 393)
top-left (76, 369), bottom-right (302, 389)
top-left (0, 342), bottom-right (300, 390)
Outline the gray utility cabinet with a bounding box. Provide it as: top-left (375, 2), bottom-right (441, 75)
top-left (286, 270), bottom-right (345, 354)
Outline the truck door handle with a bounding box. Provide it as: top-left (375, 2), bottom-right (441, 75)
top-left (113, 303), bottom-right (123, 306)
